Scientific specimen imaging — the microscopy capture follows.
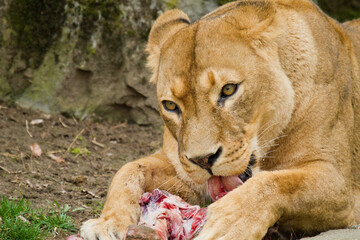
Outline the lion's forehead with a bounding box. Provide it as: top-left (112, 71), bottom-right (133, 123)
top-left (159, 20), bottom-right (256, 77)
top-left (157, 16), bottom-right (269, 110)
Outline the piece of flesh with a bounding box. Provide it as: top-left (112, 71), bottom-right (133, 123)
top-left (125, 175), bottom-right (244, 240)
top-left (127, 189), bottom-right (207, 240)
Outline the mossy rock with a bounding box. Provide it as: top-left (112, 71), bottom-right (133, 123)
top-left (7, 0), bottom-right (66, 68)
top-left (217, 0), bottom-right (234, 6)
top-left (317, 0), bottom-right (360, 22)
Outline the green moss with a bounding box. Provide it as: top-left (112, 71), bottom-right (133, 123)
top-left (217, 0), bottom-right (234, 6)
top-left (0, 76), bottom-right (11, 98)
top-left (16, 19), bottom-right (78, 112)
top-left (164, 0), bottom-right (178, 9)
top-left (16, 53), bottom-right (60, 111)
top-left (69, 0), bottom-right (124, 66)
top-left (70, 147), bottom-right (91, 155)
top-left (76, 0), bottom-right (122, 40)
top-left (88, 46), bottom-right (96, 56)
top-left (317, 0), bottom-right (360, 22)
top-left (7, 0), bottom-right (66, 68)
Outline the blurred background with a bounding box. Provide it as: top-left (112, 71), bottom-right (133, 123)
top-left (0, 0), bottom-right (359, 126)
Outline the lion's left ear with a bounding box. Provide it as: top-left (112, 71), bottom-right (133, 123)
top-left (146, 10), bottom-right (190, 83)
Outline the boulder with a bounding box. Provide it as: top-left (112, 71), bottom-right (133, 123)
top-left (0, 0), bottom-right (217, 125)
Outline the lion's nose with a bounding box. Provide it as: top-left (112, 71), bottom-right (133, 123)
top-left (187, 147), bottom-right (222, 173)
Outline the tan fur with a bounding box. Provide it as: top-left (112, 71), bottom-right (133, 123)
top-left (81, 0), bottom-right (360, 239)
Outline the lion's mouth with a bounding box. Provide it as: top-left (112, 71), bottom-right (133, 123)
top-left (208, 154), bottom-right (256, 201)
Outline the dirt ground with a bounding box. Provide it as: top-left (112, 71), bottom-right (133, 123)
top-left (0, 104), bottom-right (163, 239)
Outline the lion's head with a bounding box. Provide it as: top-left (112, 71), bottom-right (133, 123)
top-left (146, 2), bottom-right (296, 185)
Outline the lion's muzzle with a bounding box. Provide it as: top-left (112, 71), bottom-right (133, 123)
top-left (186, 147), bottom-right (222, 174)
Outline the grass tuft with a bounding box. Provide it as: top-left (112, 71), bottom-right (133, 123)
top-left (0, 196), bottom-right (76, 240)
top-left (86, 200), bottom-right (104, 217)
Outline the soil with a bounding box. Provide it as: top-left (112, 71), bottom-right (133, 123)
top-left (2, 104), bottom-right (359, 240)
top-left (0, 104), bottom-right (163, 239)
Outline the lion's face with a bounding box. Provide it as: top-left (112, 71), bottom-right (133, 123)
top-left (147, 6), bottom-right (295, 184)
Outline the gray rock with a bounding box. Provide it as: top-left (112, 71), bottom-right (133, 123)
top-left (0, 0), bottom-right (219, 125)
top-left (301, 226), bottom-right (360, 240)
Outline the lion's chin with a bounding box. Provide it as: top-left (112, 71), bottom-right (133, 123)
top-left (186, 170), bottom-right (212, 185)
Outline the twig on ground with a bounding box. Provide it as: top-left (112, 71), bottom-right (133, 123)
top-left (25, 120), bottom-right (33, 138)
top-left (0, 165), bottom-right (22, 174)
top-left (100, 147), bottom-right (111, 155)
top-left (21, 152), bottom-right (26, 171)
top-left (47, 150), bottom-right (63, 154)
top-left (81, 189), bottom-right (100, 198)
top-left (29, 154), bottom-right (33, 172)
top-left (26, 179), bottom-right (34, 188)
top-left (59, 117), bottom-right (69, 128)
top-left (30, 119), bottom-right (44, 125)
top-left (66, 129), bottom-right (85, 153)
top-left (72, 117), bottom-right (78, 125)
top-left (48, 153), bottom-right (66, 164)
top-left (110, 122), bottom-right (127, 130)
top-left (0, 152), bottom-right (22, 161)
top-left (89, 159), bottom-right (99, 170)
top-left (92, 137), bottom-right (105, 148)
top-left (0, 165), bottom-right (10, 173)
top-left (81, 204), bottom-right (90, 209)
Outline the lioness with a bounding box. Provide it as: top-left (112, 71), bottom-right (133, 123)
top-left (81, 0), bottom-right (360, 239)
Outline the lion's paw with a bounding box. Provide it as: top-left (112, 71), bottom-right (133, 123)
top-left (80, 218), bottom-right (124, 240)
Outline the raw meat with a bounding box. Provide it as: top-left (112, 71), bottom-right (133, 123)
top-left (127, 189), bottom-right (207, 240)
top-left (125, 175), bottom-right (245, 240)
top-left (66, 234), bottom-right (84, 240)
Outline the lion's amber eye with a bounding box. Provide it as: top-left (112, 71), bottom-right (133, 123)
top-left (163, 101), bottom-right (178, 112)
top-left (221, 84), bottom-right (238, 97)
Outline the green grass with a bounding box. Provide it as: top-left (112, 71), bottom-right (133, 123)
top-left (85, 200), bottom-right (104, 217)
top-left (0, 196), bottom-right (76, 240)
top-left (70, 147), bottom-right (91, 156)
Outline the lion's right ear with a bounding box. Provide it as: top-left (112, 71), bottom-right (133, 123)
top-left (146, 10), bottom-right (190, 83)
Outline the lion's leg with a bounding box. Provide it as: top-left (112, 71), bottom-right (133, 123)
top-left (195, 161), bottom-right (355, 240)
top-left (80, 151), bottom-right (202, 240)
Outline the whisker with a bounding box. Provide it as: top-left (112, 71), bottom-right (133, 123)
top-left (254, 144), bottom-right (279, 157)
top-left (260, 156), bottom-right (276, 159)
top-left (257, 122), bottom-right (279, 141)
top-left (251, 121), bottom-right (272, 146)
top-left (262, 149), bottom-right (279, 155)
top-left (255, 121), bottom-right (275, 138)
top-left (166, 178), bottom-right (183, 193)
top-left (156, 175), bottom-right (178, 190)
top-left (254, 148), bottom-right (266, 156)
top-left (256, 135), bottom-right (287, 151)
top-left (150, 163), bottom-right (174, 173)
top-left (253, 134), bottom-right (286, 159)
